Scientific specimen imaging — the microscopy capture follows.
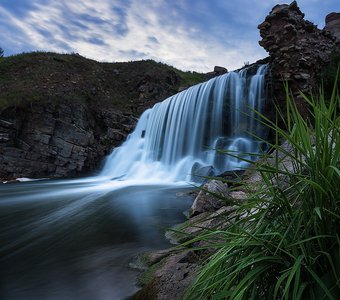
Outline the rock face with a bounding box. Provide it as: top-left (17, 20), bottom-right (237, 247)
top-left (0, 54), bottom-right (209, 180)
top-left (258, 1), bottom-right (336, 118)
top-left (0, 102), bottom-right (137, 179)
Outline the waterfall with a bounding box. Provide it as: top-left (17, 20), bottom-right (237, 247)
top-left (100, 65), bottom-right (267, 183)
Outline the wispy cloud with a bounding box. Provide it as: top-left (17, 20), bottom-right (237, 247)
top-left (0, 0), bottom-right (339, 72)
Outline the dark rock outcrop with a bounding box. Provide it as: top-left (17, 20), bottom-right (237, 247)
top-left (258, 1), bottom-right (336, 118)
top-left (0, 102), bottom-right (137, 179)
top-left (213, 65), bottom-right (228, 75)
top-left (325, 12), bottom-right (340, 54)
top-left (325, 12), bottom-right (340, 43)
top-left (205, 65), bottom-right (228, 79)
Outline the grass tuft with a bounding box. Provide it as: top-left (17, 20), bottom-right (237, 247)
top-left (184, 80), bottom-right (340, 299)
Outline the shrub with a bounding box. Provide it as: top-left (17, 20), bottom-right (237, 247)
top-left (184, 80), bottom-right (340, 299)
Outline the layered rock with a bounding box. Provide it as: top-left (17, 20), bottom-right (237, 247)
top-left (258, 1), bottom-right (336, 118)
top-left (0, 102), bottom-right (137, 179)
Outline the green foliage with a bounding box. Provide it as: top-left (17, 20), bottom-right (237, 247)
top-left (138, 59), bottom-right (208, 86)
top-left (0, 51), bottom-right (208, 111)
top-left (174, 69), bottom-right (208, 87)
top-left (0, 47), bottom-right (3, 58)
top-left (184, 81), bottom-right (340, 299)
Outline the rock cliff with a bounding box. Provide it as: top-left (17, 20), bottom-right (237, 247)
top-left (0, 53), bottom-right (208, 180)
top-left (258, 1), bottom-right (336, 118)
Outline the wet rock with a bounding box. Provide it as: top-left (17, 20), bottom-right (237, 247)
top-left (218, 169), bottom-right (245, 183)
top-left (190, 180), bottom-right (228, 216)
top-left (190, 162), bottom-right (214, 184)
top-left (0, 102), bottom-right (136, 178)
top-left (130, 251), bottom-right (199, 300)
top-left (229, 190), bottom-right (247, 200)
top-left (166, 206), bottom-right (236, 245)
top-left (144, 249), bottom-right (174, 266)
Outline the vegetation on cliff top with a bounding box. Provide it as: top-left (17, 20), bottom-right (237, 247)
top-left (0, 51), bottom-right (208, 113)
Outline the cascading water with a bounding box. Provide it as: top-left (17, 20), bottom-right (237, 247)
top-left (0, 64), bottom-right (268, 300)
top-left (100, 64), bottom-right (267, 183)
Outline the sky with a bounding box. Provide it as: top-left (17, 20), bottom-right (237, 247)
top-left (0, 0), bottom-right (339, 72)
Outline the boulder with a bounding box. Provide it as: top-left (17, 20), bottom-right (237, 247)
top-left (213, 66), bottom-right (228, 75)
top-left (190, 162), bottom-right (214, 184)
top-left (190, 180), bottom-right (228, 216)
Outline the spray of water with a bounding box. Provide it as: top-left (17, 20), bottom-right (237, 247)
top-left (100, 65), bottom-right (267, 184)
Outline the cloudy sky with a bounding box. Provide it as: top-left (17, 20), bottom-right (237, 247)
top-left (0, 0), bottom-right (338, 72)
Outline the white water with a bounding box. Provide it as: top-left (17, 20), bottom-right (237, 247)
top-left (0, 65), bottom-right (268, 300)
top-left (100, 65), bottom-right (267, 184)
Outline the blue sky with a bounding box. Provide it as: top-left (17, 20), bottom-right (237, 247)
top-left (0, 0), bottom-right (339, 72)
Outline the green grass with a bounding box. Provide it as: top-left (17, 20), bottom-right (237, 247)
top-left (184, 80), bottom-right (340, 299)
top-left (0, 51), bottom-right (208, 111)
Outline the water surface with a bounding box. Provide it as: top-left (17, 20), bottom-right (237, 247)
top-left (0, 178), bottom-right (194, 300)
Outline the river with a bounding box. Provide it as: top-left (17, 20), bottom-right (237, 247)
top-left (0, 178), bottom-right (194, 299)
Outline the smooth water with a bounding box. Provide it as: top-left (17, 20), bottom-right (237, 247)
top-left (100, 65), bottom-right (267, 182)
top-left (0, 178), bottom-right (193, 299)
top-left (0, 65), bottom-right (267, 299)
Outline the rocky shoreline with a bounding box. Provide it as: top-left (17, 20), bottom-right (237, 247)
top-left (128, 137), bottom-right (305, 299)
